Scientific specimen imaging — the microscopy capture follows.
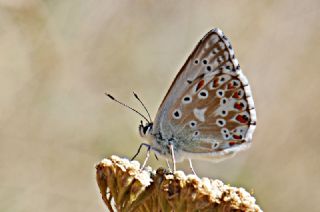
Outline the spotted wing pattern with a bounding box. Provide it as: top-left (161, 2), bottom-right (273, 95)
top-left (152, 28), bottom-right (256, 160)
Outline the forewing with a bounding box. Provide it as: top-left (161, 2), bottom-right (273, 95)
top-left (153, 28), bottom-right (256, 155)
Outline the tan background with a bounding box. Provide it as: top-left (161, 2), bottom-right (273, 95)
top-left (1, 0), bottom-right (319, 211)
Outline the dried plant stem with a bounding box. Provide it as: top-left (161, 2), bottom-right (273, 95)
top-left (96, 155), bottom-right (262, 212)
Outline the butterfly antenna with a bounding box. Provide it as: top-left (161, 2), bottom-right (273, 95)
top-left (105, 93), bottom-right (150, 123)
top-left (133, 92), bottom-right (152, 123)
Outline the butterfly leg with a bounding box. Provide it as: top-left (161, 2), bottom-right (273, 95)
top-left (166, 159), bottom-right (172, 172)
top-left (188, 158), bottom-right (197, 176)
top-left (169, 143), bottom-right (176, 173)
top-left (131, 143), bottom-right (150, 161)
top-left (154, 153), bottom-right (159, 160)
top-left (140, 145), bottom-right (151, 170)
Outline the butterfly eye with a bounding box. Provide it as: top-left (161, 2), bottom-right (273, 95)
top-left (206, 66), bottom-right (212, 72)
top-left (194, 59), bottom-right (199, 64)
top-left (143, 126), bottom-right (148, 134)
top-left (198, 90), bottom-right (208, 99)
top-left (172, 109), bottom-right (182, 119)
top-left (182, 95), bottom-right (192, 104)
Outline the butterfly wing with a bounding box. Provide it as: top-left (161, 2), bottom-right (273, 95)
top-left (152, 28), bottom-right (256, 160)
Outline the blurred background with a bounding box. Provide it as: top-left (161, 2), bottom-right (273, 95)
top-left (0, 0), bottom-right (319, 211)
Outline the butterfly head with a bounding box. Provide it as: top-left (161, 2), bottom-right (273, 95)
top-left (139, 121), bottom-right (153, 139)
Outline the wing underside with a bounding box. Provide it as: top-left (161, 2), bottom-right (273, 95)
top-left (153, 28), bottom-right (257, 158)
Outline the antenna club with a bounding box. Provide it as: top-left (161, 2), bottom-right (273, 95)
top-left (105, 93), bottom-right (115, 100)
top-left (133, 91), bottom-right (152, 122)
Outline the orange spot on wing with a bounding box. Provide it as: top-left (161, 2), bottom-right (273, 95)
top-left (233, 92), bottom-right (239, 98)
top-left (229, 141), bottom-right (236, 146)
top-left (234, 102), bottom-right (243, 110)
top-left (213, 79), bottom-right (219, 87)
top-left (232, 135), bottom-right (242, 140)
top-left (228, 82), bottom-right (234, 89)
top-left (236, 115), bottom-right (249, 124)
top-left (196, 79), bottom-right (205, 91)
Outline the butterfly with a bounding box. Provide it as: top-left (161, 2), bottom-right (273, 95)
top-left (107, 28), bottom-right (256, 174)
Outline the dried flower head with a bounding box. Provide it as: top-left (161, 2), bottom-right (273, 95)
top-left (96, 155), bottom-right (262, 212)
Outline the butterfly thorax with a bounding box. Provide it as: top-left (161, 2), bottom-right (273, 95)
top-left (139, 122), bottom-right (173, 158)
